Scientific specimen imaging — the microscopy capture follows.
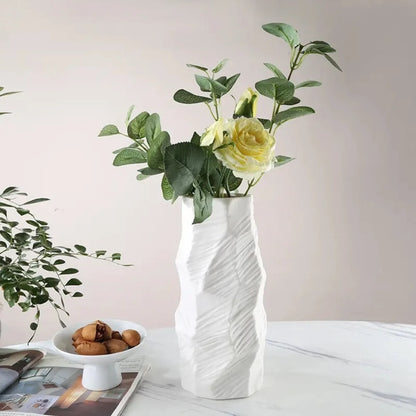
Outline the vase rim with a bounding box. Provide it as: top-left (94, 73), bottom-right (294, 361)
top-left (182, 193), bottom-right (252, 200)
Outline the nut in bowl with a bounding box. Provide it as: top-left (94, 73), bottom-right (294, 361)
top-left (53, 319), bottom-right (146, 391)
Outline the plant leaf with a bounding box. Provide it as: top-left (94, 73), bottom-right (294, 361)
top-left (60, 268), bottom-right (79, 275)
top-left (145, 113), bottom-right (161, 146)
top-left (193, 186), bottom-right (213, 224)
top-left (255, 77), bottom-right (295, 103)
top-left (262, 23), bottom-right (300, 48)
top-left (136, 167), bottom-right (164, 180)
top-left (208, 78), bottom-right (228, 96)
top-left (212, 58), bottom-right (228, 73)
top-left (125, 105), bottom-right (135, 125)
top-left (324, 53), bottom-right (342, 71)
top-left (264, 63), bottom-right (286, 79)
top-left (147, 131), bottom-right (170, 170)
top-left (173, 89), bottom-right (212, 104)
top-left (195, 75), bottom-right (211, 92)
top-left (274, 155), bottom-right (295, 167)
top-left (161, 174), bottom-right (174, 200)
top-left (113, 148), bottom-right (147, 166)
top-left (186, 63), bottom-right (208, 72)
top-left (283, 97), bottom-right (301, 105)
top-left (22, 198), bottom-right (49, 205)
top-left (273, 106), bottom-right (315, 126)
top-left (98, 124), bottom-right (120, 136)
top-left (295, 80), bottom-right (322, 88)
top-left (304, 44), bottom-right (336, 54)
top-left (127, 111), bottom-right (150, 140)
top-left (164, 143), bottom-right (205, 195)
top-left (224, 73), bottom-right (240, 93)
top-left (66, 278), bottom-right (82, 285)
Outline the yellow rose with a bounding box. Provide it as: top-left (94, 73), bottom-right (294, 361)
top-left (200, 118), bottom-right (224, 147)
top-left (215, 117), bottom-right (275, 181)
top-left (234, 88), bottom-right (258, 118)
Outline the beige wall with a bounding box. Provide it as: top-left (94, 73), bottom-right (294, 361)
top-left (1, 0), bottom-right (415, 345)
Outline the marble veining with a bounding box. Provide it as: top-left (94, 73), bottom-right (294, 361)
top-left (9, 321), bottom-right (416, 415)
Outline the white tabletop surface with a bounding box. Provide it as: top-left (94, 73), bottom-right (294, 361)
top-left (12, 321), bottom-right (416, 415)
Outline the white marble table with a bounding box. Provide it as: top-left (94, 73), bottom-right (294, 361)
top-left (11, 321), bottom-right (416, 415)
top-left (129, 321), bottom-right (416, 415)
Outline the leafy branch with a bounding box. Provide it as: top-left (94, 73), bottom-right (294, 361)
top-left (0, 186), bottom-right (126, 342)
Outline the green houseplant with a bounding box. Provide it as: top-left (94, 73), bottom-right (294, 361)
top-left (98, 22), bottom-right (341, 399)
top-left (0, 87), bottom-right (123, 342)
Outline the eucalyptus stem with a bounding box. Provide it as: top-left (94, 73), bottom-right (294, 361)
top-left (270, 44), bottom-right (303, 133)
top-left (205, 102), bottom-right (217, 121)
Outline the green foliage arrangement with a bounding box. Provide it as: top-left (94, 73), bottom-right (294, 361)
top-left (99, 23), bottom-right (341, 223)
top-left (0, 187), bottom-right (124, 342)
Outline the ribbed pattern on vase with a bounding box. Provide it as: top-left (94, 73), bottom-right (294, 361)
top-left (175, 196), bottom-right (267, 399)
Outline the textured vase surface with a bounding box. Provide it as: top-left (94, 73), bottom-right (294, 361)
top-left (175, 195), bottom-right (267, 399)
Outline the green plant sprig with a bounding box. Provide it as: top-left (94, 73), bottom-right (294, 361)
top-left (99, 22), bottom-right (340, 224)
top-left (0, 186), bottom-right (126, 342)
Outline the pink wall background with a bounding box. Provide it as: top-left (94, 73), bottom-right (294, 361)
top-left (1, 0), bottom-right (415, 345)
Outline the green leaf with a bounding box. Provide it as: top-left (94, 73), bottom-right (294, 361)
top-left (95, 250), bottom-right (106, 257)
top-left (113, 148), bottom-right (147, 166)
top-left (273, 106), bottom-right (315, 126)
top-left (0, 91), bottom-right (21, 97)
top-left (190, 132), bottom-right (201, 145)
top-left (72, 292), bottom-right (83, 297)
top-left (60, 268), bottom-right (79, 275)
top-left (0, 231), bottom-right (11, 242)
top-left (208, 79), bottom-right (228, 96)
top-left (98, 124), bottom-right (120, 136)
top-left (111, 253), bottom-right (121, 261)
top-left (164, 143), bottom-right (205, 195)
top-left (161, 174), bottom-right (174, 200)
top-left (148, 131), bottom-right (170, 170)
top-left (324, 53), bottom-right (342, 71)
top-left (74, 244), bottom-right (86, 253)
top-left (16, 208), bottom-right (30, 216)
top-left (145, 113), bottom-right (161, 146)
top-left (22, 198), bottom-right (49, 205)
top-left (255, 78), bottom-right (295, 103)
top-left (264, 63), bottom-right (286, 79)
top-left (136, 167), bottom-right (164, 180)
top-left (30, 322), bottom-right (38, 331)
top-left (295, 80), bottom-right (322, 88)
top-left (283, 97), bottom-right (301, 105)
top-left (193, 187), bottom-right (213, 224)
top-left (227, 172), bottom-right (243, 191)
top-left (301, 46), bottom-right (342, 72)
top-left (173, 89), bottom-right (212, 104)
top-left (186, 63), bottom-right (208, 72)
top-left (125, 105), bottom-right (135, 125)
top-left (212, 58), bottom-right (228, 73)
top-left (224, 74), bottom-right (240, 94)
top-left (304, 44), bottom-right (336, 54)
top-left (127, 111), bottom-right (150, 140)
top-left (262, 23), bottom-right (300, 48)
top-left (66, 278), bottom-right (82, 285)
top-left (1, 186), bottom-right (19, 196)
top-left (195, 75), bottom-right (211, 92)
top-left (44, 278), bottom-right (60, 287)
top-left (274, 155), bottom-right (295, 167)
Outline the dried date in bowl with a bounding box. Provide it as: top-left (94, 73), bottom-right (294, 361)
top-left (69, 320), bottom-right (143, 355)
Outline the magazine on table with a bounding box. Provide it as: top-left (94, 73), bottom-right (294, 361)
top-left (0, 349), bottom-right (150, 416)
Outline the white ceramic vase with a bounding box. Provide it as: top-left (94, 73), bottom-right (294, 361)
top-left (175, 195), bottom-right (267, 399)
